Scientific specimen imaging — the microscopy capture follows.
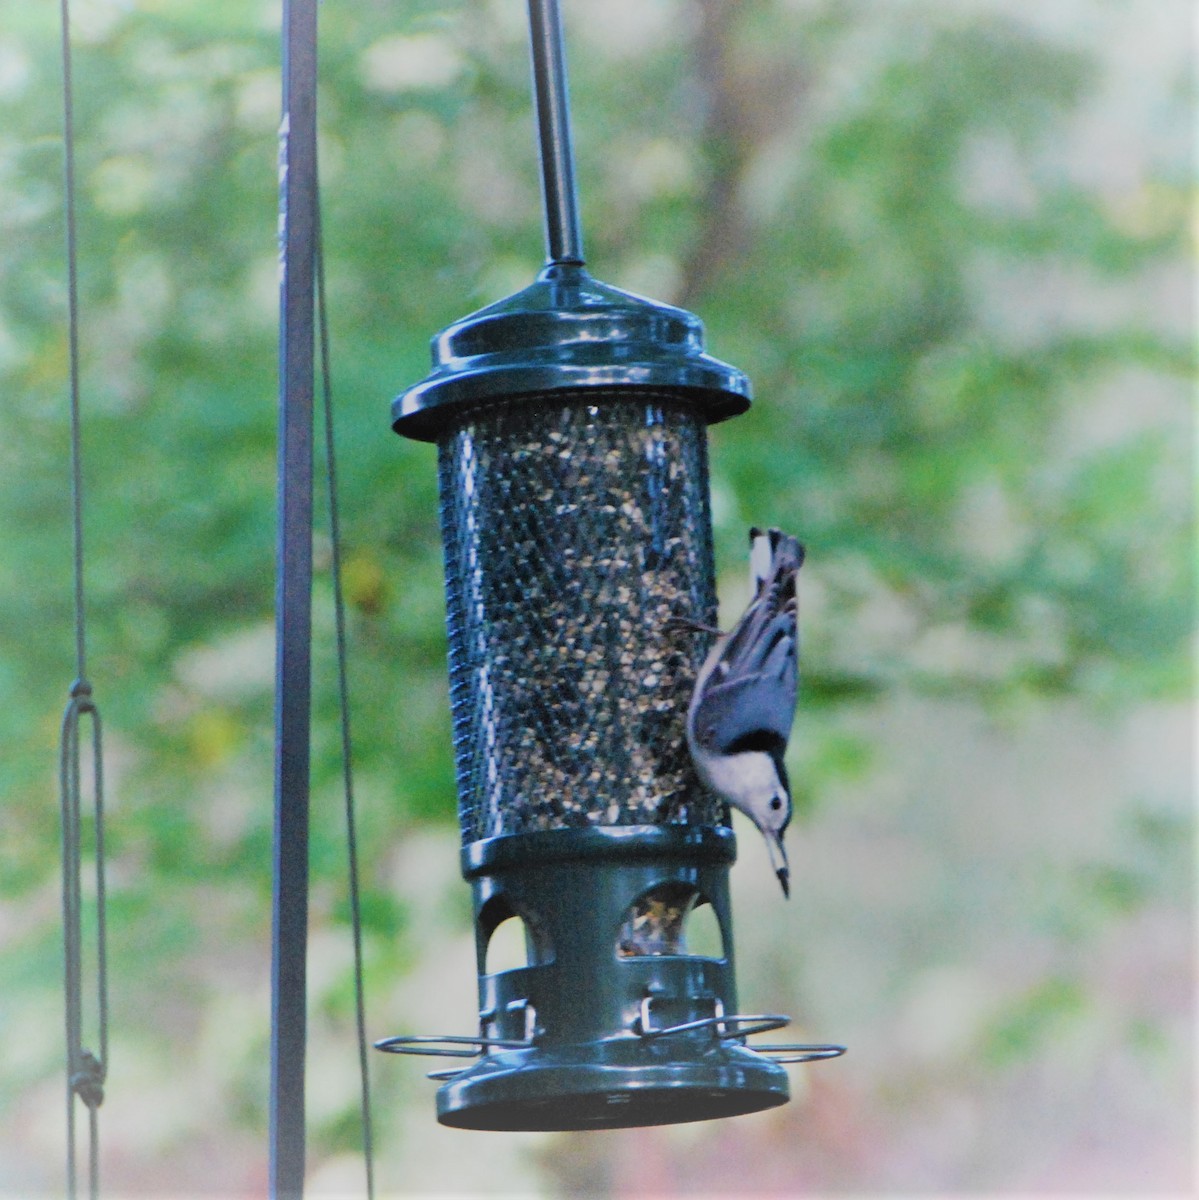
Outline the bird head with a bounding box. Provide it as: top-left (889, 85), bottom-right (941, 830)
top-left (745, 779), bottom-right (791, 899)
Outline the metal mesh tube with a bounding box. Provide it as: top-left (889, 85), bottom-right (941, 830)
top-left (437, 393), bottom-right (724, 843)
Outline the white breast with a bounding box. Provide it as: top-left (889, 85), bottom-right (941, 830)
top-left (695, 749), bottom-right (780, 813)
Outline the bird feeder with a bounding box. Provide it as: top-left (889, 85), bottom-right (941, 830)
top-left (376, 0), bottom-right (842, 1131)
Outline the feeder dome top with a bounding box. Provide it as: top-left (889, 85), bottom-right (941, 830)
top-left (392, 262), bottom-right (752, 441)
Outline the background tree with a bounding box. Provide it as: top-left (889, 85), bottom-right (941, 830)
top-left (0, 0), bottom-right (1191, 1193)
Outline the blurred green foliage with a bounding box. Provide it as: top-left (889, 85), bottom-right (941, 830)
top-left (0, 0), bottom-right (1190, 1190)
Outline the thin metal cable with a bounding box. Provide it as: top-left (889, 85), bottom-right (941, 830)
top-left (58, 2), bottom-right (108, 1197)
top-left (315, 189), bottom-right (376, 1199)
top-left (59, 0), bottom-right (85, 680)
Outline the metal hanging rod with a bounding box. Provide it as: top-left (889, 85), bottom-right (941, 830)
top-left (527, 0), bottom-right (584, 265)
top-left (271, 0), bottom-right (318, 1195)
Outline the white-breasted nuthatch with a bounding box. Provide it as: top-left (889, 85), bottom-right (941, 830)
top-left (681, 527), bottom-right (803, 898)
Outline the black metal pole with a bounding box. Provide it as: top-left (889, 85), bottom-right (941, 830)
top-left (271, 0), bottom-right (317, 1196)
top-left (527, 0), bottom-right (584, 265)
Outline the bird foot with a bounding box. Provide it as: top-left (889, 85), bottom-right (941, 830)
top-left (664, 614), bottom-right (724, 637)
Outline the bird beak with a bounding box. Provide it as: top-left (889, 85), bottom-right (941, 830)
top-left (767, 831), bottom-right (790, 899)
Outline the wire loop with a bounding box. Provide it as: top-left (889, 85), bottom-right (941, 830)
top-left (60, 688), bottom-right (108, 1200)
top-left (374, 1034), bottom-right (535, 1058)
top-left (753, 1043), bottom-right (847, 1064)
top-left (634, 996), bottom-right (790, 1041)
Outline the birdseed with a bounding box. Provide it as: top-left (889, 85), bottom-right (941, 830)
top-left (437, 393), bottom-right (725, 844)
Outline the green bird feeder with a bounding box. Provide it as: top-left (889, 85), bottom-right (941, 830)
top-left (376, 0), bottom-right (843, 1131)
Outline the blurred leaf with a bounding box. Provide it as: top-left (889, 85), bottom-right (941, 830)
top-left (982, 976), bottom-right (1088, 1067)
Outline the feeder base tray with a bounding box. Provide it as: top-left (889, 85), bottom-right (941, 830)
top-left (435, 1040), bottom-right (790, 1131)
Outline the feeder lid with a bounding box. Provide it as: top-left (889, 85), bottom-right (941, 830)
top-left (392, 262), bottom-right (752, 441)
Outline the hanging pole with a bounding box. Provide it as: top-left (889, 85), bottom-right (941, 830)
top-left (527, 0), bottom-right (584, 265)
top-left (271, 0), bottom-right (318, 1195)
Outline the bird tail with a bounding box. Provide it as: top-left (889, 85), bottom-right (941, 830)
top-left (749, 527), bottom-right (804, 599)
top-left (749, 527), bottom-right (773, 596)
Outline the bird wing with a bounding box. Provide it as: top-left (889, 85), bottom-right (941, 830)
top-left (691, 610), bottom-right (797, 752)
top-left (692, 673), bottom-right (795, 754)
top-left (691, 530), bottom-right (801, 754)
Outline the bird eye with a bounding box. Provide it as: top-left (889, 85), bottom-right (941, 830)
top-left (769, 796), bottom-right (783, 811)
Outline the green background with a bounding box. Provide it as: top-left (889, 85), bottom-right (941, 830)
top-left (0, 0), bottom-right (1192, 1194)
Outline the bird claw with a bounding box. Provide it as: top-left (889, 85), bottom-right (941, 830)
top-left (664, 614), bottom-right (724, 637)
